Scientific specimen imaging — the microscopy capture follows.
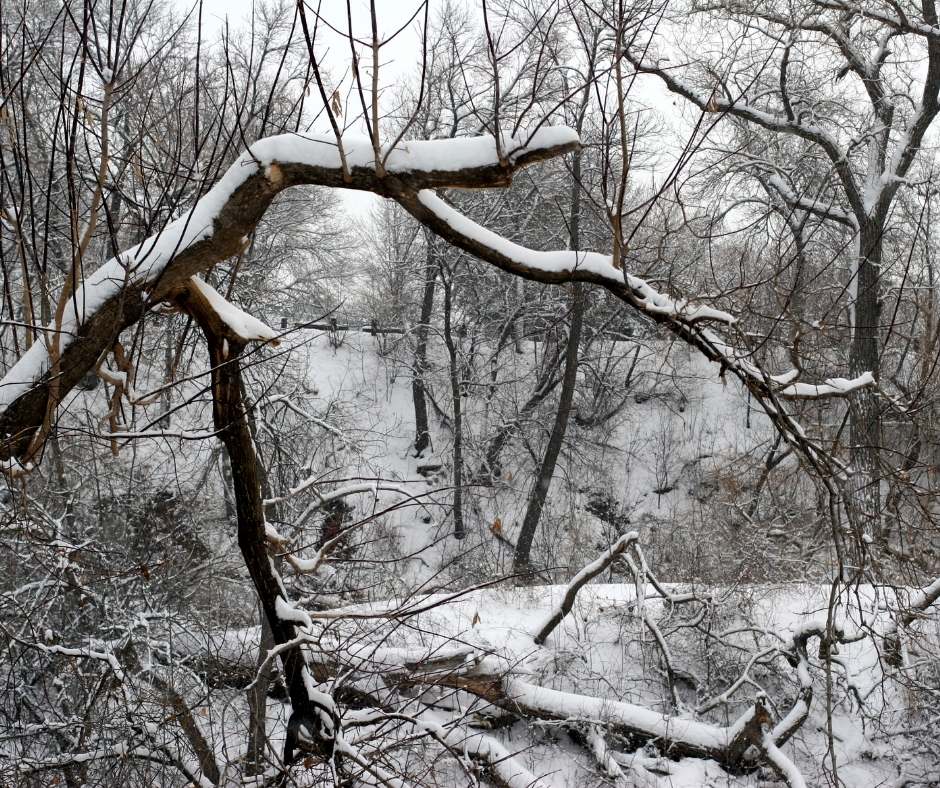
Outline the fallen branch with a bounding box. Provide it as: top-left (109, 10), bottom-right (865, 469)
top-left (533, 531), bottom-right (639, 645)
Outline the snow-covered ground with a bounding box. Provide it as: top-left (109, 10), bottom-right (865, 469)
top-left (151, 331), bottom-right (936, 787)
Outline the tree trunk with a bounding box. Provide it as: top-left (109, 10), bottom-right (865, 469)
top-left (412, 238), bottom-right (439, 456)
top-left (442, 265), bottom-right (465, 539)
top-left (245, 605), bottom-right (275, 775)
top-left (848, 220), bottom-right (882, 537)
top-left (480, 369), bottom-right (562, 483)
top-left (513, 149), bottom-right (584, 574)
top-left (512, 284), bottom-right (583, 575)
top-left (173, 283), bottom-right (340, 766)
top-left (205, 336), bottom-right (337, 762)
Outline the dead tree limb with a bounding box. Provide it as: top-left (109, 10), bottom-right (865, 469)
top-left (172, 278), bottom-right (339, 764)
top-left (533, 530), bottom-right (639, 645)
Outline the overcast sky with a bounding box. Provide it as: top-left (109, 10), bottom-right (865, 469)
top-left (180, 0), bottom-right (422, 222)
top-left (172, 0), bottom-right (691, 227)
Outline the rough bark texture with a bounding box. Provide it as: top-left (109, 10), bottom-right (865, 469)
top-left (847, 220), bottom-right (883, 535)
top-left (0, 140), bottom-right (577, 460)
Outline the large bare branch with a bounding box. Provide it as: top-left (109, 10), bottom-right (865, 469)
top-left (393, 188), bottom-right (868, 475)
top-left (0, 126), bottom-right (873, 481)
top-left (0, 129), bottom-right (577, 462)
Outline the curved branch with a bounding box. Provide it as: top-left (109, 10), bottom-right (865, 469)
top-left (0, 129), bottom-right (577, 460)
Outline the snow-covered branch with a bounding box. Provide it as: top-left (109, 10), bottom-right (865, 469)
top-left (0, 128), bottom-right (577, 461)
top-left (533, 531), bottom-right (639, 645)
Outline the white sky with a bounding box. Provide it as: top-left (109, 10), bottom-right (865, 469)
top-left (184, 0), bottom-right (424, 221)
top-left (173, 0), bottom-right (696, 228)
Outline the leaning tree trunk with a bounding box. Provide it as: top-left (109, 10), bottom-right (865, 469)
top-left (848, 219), bottom-right (883, 538)
top-left (173, 285), bottom-right (340, 768)
top-left (513, 148), bottom-right (585, 574)
top-left (512, 284), bottom-right (583, 575)
top-left (412, 237), bottom-right (439, 456)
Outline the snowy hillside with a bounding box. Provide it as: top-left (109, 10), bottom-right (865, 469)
top-left (151, 331), bottom-right (935, 788)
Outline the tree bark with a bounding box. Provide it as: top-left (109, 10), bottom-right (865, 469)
top-left (442, 265), bottom-right (465, 539)
top-left (513, 144), bottom-right (585, 575)
top-left (512, 284), bottom-right (583, 575)
top-left (0, 134), bottom-right (577, 461)
top-left (848, 220), bottom-right (883, 536)
top-left (412, 236), bottom-right (438, 456)
top-left (174, 285), bottom-right (339, 766)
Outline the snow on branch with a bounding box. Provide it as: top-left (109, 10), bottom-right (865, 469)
top-left (777, 371), bottom-right (875, 399)
top-left (185, 276), bottom-right (277, 344)
top-left (763, 173), bottom-right (857, 228)
top-left (0, 127), bottom-right (577, 461)
top-left (412, 190), bottom-right (736, 325)
top-left (399, 186), bottom-right (874, 478)
top-left (533, 531), bottom-right (639, 645)
top-left (623, 49), bottom-right (865, 219)
top-left (760, 730), bottom-right (808, 788)
top-left (883, 576), bottom-right (940, 665)
top-left (499, 675), bottom-right (763, 760)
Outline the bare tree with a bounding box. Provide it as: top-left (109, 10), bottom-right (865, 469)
top-left (625, 0), bottom-right (940, 540)
top-left (5, 2), bottom-right (939, 786)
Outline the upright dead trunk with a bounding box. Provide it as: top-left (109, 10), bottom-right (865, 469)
top-left (847, 219), bottom-right (883, 535)
top-left (412, 237), bottom-right (439, 456)
top-left (513, 148), bottom-right (584, 574)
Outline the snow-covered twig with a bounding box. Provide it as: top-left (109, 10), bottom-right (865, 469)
top-left (533, 531), bottom-right (639, 645)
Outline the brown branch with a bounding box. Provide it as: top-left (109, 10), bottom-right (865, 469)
top-left (172, 279), bottom-right (339, 764)
top-left (0, 132), bottom-right (577, 462)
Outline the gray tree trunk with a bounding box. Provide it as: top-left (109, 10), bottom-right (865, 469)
top-left (442, 263), bottom-right (465, 539)
top-left (412, 238), bottom-right (438, 456)
top-left (847, 220), bottom-right (883, 536)
top-left (513, 148), bottom-right (584, 574)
